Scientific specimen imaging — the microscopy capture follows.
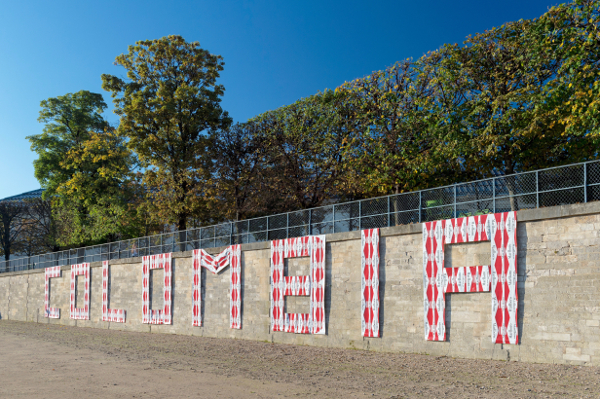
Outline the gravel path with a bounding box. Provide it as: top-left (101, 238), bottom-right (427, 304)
top-left (0, 320), bottom-right (599, 398)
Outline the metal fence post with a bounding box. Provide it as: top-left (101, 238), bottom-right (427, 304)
top-left (308, 209), bottom-right (312, 235)
top-left (387, 196), bottom-right (391, 227)
top-left (418, 191), bottom-right (422, 223)
top-left (358, 201), bottom-right (362, 231)
top-left (230, 223), bottom-right (233, 245)
top-left (332, 205), bottom-right (336, 234)
top-left (493, 177), bottom-right (496, 214)
top-left (536, 170), bottom-right (540, 208)
top-left (286, 213), bottom-right (289, 238)
top-left (584, 162), bottom-right (588, 203)
top-left (453, 185), bottom-right (457, 218)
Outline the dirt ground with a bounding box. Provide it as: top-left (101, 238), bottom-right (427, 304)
top-left (0, 321), bottom-right (599, 398)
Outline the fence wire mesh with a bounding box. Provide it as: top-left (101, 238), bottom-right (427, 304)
top-left (2, 160), bottom-right (599, 273)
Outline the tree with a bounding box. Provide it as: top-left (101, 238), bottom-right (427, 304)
top-left (212, 122), bottom-right (270, 222)
top-left (18, 198), bottom-right (58, 258)
top-left (339, 60), bottom-right (456, 198)
top-left (61, 127), bottom-right (139, 243)
top-left (16, 218), bottom-right (46, 258)
top-left (102, 35), bottom-right (232, 231)
top-left (28, 91), bottom-right (108, 198)
top-left (251, 91), bottom-right (354, 212)
top-left (29, 91), bottom-right (138, 247)
top-left (536, 0), bottom-right (600, 151)
top-left (424, 11), bottom-right (597, 180)
top-left (0, 201), bottom-right (27, 265)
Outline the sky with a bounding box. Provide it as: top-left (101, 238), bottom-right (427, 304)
top-left (0, 0), bottom-right (563, 199)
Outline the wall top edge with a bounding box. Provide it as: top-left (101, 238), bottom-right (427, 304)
top-left (1, 201), bottom-right (598, 278)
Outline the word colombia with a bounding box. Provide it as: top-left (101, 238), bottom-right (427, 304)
top-left (43, 211), bottom-right (518, 345)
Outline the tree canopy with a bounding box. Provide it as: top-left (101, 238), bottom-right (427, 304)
top-left (20, 1), bottom-right (600, 260)
top-left (28, 91), bottom-right (138, 248)
top-left (28, 90), bottom-right (108, 198)
top-left (102, 35), bottom-right (232, 231)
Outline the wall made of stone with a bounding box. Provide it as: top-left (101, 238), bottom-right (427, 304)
top-left (0, 202), bottom-right (598, 366)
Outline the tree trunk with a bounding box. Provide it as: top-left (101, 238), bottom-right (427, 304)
top-left (177, 215), bottom-right (187, 253)
top-left (4, 248), bottom-right (9, 273)
top-left (392, 184), bottom-right (401, 227)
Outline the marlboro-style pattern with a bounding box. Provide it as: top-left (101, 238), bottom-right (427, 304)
top-left (422, 212), bottom-right (517, 344)
top-left (192, 245), bottom-right (242, 329)
top-left (44, 266), bottom-right (62, 318)
top-left (229, 245), bottom-right (242, 329)
top-left (283, 276), bottom-right (310, 296)
top-left (444, 265), bottom-right (490, 293)
top-left (491, 212), bottom-right (518, 344)
top-left (69, 263), bottom-right (90, 320)
top-left (142, 253), bottom-right (172, 325)
top-left (270, 235), bottom-right (326, 335)
top-left (101, 261), bottom-right (126, 323)
top-left (361, 228), bottom-right (380, 338)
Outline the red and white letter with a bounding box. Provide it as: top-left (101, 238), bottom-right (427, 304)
top-left (192, 245), bottom-right (242, 329)
top-left (70, 263), bottom-right (90, 320)
top-left (101, 261), bottom-right (126, 323)
top-left (44, 266), bottom-right (62, 318)
top-left (422, 212), bottom-right (518, 344)
top-left (142, 253), bottom-right (172, 324)
top-left (361, 228), bottom-right (380, 338)
top-left (270, 235), bottom-right (326, 335)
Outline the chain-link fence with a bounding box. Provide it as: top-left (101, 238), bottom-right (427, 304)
top-left (2, 160), bottom-right (599, 274)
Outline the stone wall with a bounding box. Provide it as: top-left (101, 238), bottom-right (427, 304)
top-left (0, 202), bottom-right (599, 366)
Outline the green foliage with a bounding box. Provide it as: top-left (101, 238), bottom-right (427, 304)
top-left (101, 35), bottom-right (232, 230)
top-left (339, 0), bottom-right (599, 198)
top-left (28, 91), bottom-right (138, 247)
top-left (339, 60), bottom-right (457, 197)
top-left (28, 91), bottom-right (108, 198)
top-left (53, 127), bottom-right (140, 246)
top-left (422, 14), bottom-right (592, 177)
top-left (538, 0), bottom-right (600, 144)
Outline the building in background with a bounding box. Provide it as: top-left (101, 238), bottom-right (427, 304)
top-left (0, 189), bottom-right (44, 203)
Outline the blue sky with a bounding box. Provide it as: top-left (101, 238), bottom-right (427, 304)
top-left (0, 0), bottom-right (561, 199)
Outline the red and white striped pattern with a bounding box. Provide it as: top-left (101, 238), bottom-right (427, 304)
top-left (491, 212), bottom-right (518, 344)
top-left (285, 236), bottom-right (312, 258)
top-left (101, 261), bottom-right (126, 323)
top-left (44, 266), bottom-right (61, 319)
top-left (444, 265), bottom-right (490, 294)
top-left (284, 313), bottom-right (310, 334)
top-left (422, 212), bottom-right (517, 343)
top-left (69, 263), bottom-right (90, 320)
top-left (283, 276), bottom-right (310, 296)
top-left (229, 245), bottom-right (242, 329)
top-left (271, 239), bottom-right (285, 332)
top-left (361, 228), bottom-right (380, 338)
top-left (142, 253), bottom-right (172, 325)
top-left (310, 236), bottom-right (326, 335)
top-left (192, 245), bottom-right (243, 329)
top-left (195, 247), bottom-right (232, 274)
top-left (192, 250), bottom-right (202, 327)
top-left (270, 235), bottom-right (326, 335)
